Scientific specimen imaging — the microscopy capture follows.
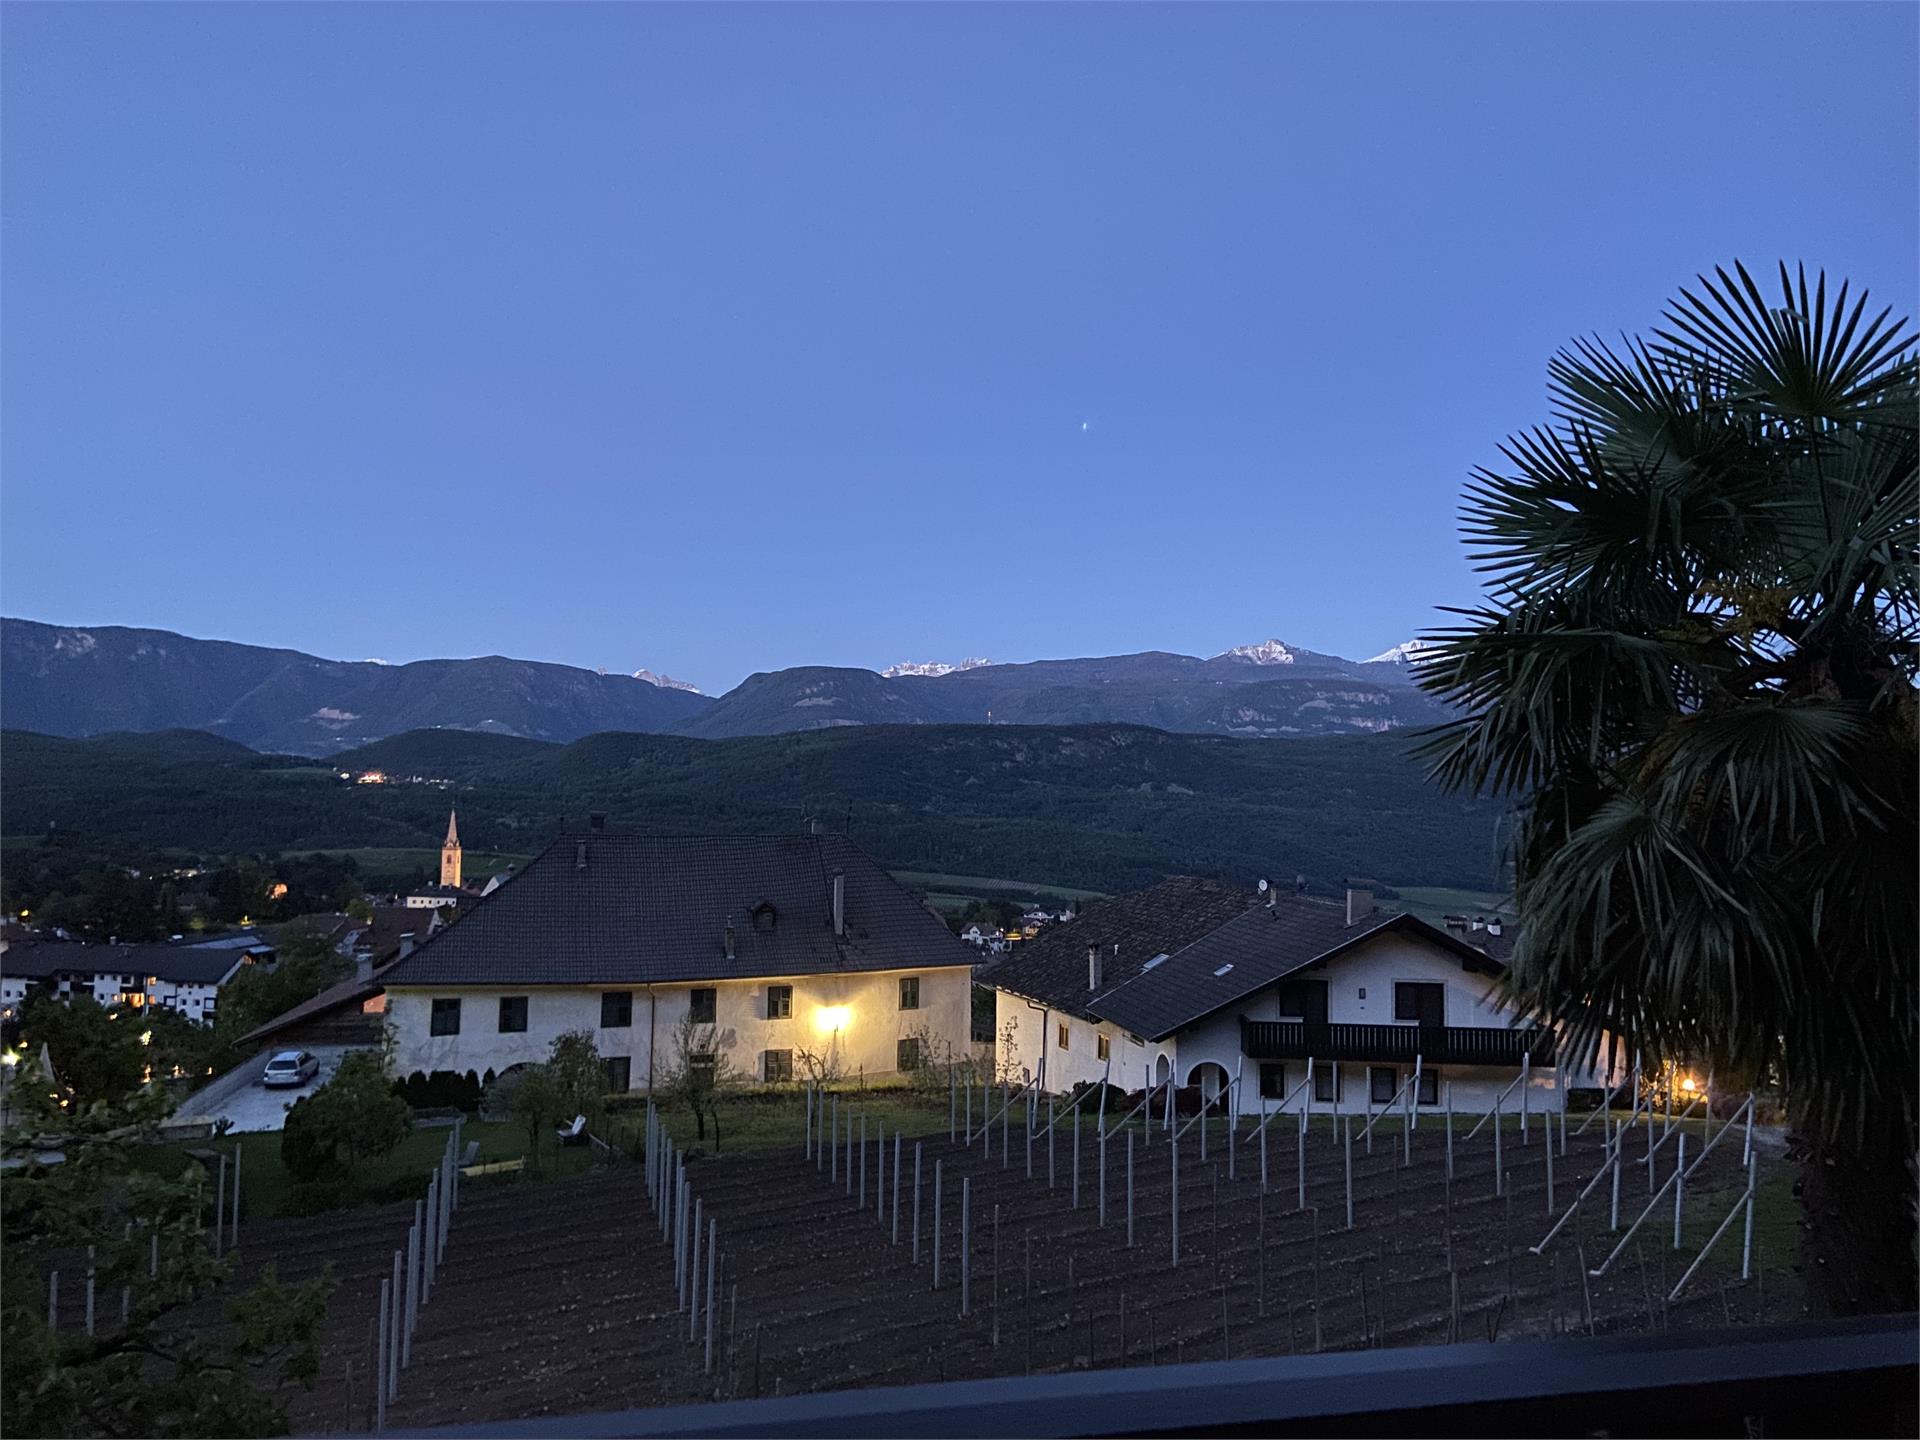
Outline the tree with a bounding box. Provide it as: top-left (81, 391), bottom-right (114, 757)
top-left (1415, 261), bottom-right (1916, 1313)
top-left (661, 1016), bottom-right (739, 1146)
top-left (506, 1064), bottom-right (563, 1170)
top-left (1, 1084), bottom-right (331, 1437)
top-left (211, 932), bottom-right (352, 1060)
top-left (279, 1052), bottom-right (411, 1184)
top-left (19, 993), bottom-right (147, 1109)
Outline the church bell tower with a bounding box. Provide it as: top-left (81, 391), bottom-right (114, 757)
top-left (440, 810), bottom-right (462, 890)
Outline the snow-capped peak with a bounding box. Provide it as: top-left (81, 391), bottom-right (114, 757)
top-left (1363, 639), bottom-right (1437, 666)
top-left (1215, 639), bottom-right (1297, 666)
top-left (882, 658), bottom-right (993, 679)
top-left (633, 668), bottom-right (703, 694)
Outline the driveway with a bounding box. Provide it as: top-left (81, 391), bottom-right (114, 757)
top-left (174, 1044), bottom-right (367, 1135)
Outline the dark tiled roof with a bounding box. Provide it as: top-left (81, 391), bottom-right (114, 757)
top-left (978, 877), bottom-right (1257, 1021)
top-left (1090, 898), bottom-right (1507, 1042)
top-left (239, 961), bottom-right (399, 1048)
top-left (380, 831), bottom-right (976, 988)
top-left (0, 939), bottom-right (251, 987)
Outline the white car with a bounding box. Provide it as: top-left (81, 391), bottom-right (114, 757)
top-left (261, 1051), bottom-right (320, 1088)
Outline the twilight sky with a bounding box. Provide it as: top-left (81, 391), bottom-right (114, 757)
top-left (3, 2), bottom-right (1914, 695)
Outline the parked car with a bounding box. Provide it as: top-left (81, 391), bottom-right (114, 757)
top-left (262, 1051), bottom-right (320, 1088)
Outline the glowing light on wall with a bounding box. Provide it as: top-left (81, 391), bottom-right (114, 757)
top-left (1679, 1075), bottom-right (1697, 1093)
top-left (814, 1005), bottom-right (851, 1034)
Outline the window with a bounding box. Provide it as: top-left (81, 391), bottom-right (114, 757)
top-left (1370, 1066), bottom-right (1398, 1104)
top-left (899, 976), bottom-right (920, 1011)
top-left (601, 991), bottom-right (633, 1028)
top-left (1260, 1062), bottom-right (1288, 1099)
top-left (1097, 1034), bottom-right (1110, 1063)
top-left (1057, 1022), bottom-right (1070, 1051)
top-left (690, 1051), bottom-right (716, 1085)
top-left (1314, 1067), bottom-right (1342, 1102)
top-left (498, 996), bottom-right (529, 1033)
top-left (604, 1056), bottom-right (632, 1093)
top-left (1394, 982), bottom-right (1445, 1027)
top-left (767, 984), bottom-right (793, 1020)
top-left (689, 987), bottom-right (716, 1025)
top-left (430, 998), bottom-right (462, 1036)
top-left (897, 1037), bottom-right (921, 1072)
top-left (1417, 1069), bottom-right (1439, 1106)
top-left (763, 1049), bottom-right (793, 1083)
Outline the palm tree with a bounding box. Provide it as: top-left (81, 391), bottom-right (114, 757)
top-left (1416, 262), bottom-right (1916, 1313)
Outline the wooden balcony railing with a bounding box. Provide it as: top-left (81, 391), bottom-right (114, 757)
top-left (1239, 1018), bottom-right (1555, 1067)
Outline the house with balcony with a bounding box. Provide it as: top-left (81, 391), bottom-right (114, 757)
top-left (378, 824), bottom-right (979, 1094)
top-left (984, 881), bottom-right (1617, 1113)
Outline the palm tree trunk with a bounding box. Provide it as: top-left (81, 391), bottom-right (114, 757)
top-left (1796, 1129), bottom-right (1918, 1314)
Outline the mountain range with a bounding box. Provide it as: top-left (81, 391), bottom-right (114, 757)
top-left (2, 618), bottom-right (1447, 757)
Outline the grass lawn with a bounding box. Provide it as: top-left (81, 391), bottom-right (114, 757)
top-left (128, 1118), bottom-right (599, 1222)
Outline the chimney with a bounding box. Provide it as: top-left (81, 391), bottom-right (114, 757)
top-left (1487, 918), bottom-right (1503, 936)
top-left (575, 841), bottom-right (589, 870)
top-left (1470, 915), bottom-right (1485, 931)
top-left (1345, 887), bottom-right (1376, 926)
top-left (589, 812), bottom-right (607, 832)
top-left (832, 871), bottom-right (845, 937)
top-left (399, 933), bottom-right (416, 959)
top-left (354, 953), bottom-right (374, 983)
top-left (1088, 945), bottom-right (1103, 992)
top-left (724, 921), bottom-right (736, 961)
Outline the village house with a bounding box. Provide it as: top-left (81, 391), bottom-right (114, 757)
top-left (378, 823), bottom-right (978, 1093)
top-left (0, 934), bottom-right (272, 1023)
top-left (982, 879), bottom-right (1619, 1114)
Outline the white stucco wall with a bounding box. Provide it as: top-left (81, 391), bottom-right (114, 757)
top-left (387, 965), bottom-right (972, 1090)
top-left (993, 990), bottom-right (1174, 1095)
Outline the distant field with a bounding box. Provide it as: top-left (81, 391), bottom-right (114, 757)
top-left (891, 870), bottom-right (1110, 905)
top-left (282, 847), bottom-right (533, 882)
top-left (1391, 885), bottom-right (1512, 923)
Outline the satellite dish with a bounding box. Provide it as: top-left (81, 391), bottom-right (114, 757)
top-left (1257, 878), bottom-right (1269, 893)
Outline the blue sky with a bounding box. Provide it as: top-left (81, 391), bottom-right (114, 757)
top-left (4, 3), bottom-right (1914, 695)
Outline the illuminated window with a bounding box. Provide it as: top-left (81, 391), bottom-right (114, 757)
top-left (600, 992), bottom-right (632, 1029)
top-left (1097, 1034), bottom-right (1110, 1063)
top-left (767, 985), bottom-right (793, 1020)
top-left (689, 988), bottom-right (716, 1025)
top-left (1057, 1022), bottom-right (1069, 1051)
top-left (896, 1037), bottom-right (921, 1072)
top-left (898, 976), bottom-right (920, 1011)
top-left (764, 1049), bottom-right (793, 1083)
top-left (498, 996), bottom-right (529, 1033)
top-left (430, 998), bottom-right (461, 1036)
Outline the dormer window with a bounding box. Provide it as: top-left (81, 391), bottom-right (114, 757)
top-left (751, 901), bottom-right (777, 932)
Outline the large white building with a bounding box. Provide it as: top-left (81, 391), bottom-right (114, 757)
top-left (983, 880), bottom-right (1620, 1115)
top-left (379, 826), bottom-right (978, 1093)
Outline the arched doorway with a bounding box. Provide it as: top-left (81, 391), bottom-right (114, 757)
top-left (1154, 1053), bottom-right (1172, 1086)
top-left (1187, 1061), bottom-right (1230, 1107)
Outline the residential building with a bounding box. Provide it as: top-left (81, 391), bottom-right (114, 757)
top-left (983, 880), bottom-right (1619, 1114)
top-left (379, 826), bottom-right (978, 1093)
top-left (0, 936), bottom-right (271, 1023)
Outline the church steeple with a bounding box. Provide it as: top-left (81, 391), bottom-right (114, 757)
top-left (440, 810), bottom-right (462, 889)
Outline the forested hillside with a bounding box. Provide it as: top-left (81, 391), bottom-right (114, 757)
top-left (0, 723), bottom-right (1507, 895)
